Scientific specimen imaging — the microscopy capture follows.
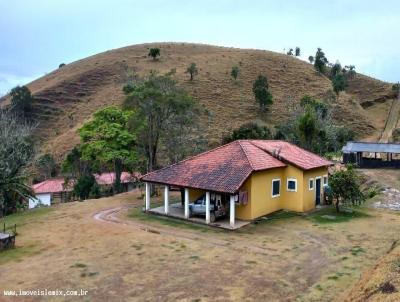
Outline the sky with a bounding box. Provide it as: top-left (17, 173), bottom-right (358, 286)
top-left (1, 0), bottom-right (399, 96)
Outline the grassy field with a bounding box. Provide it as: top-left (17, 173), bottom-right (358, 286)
top-left (0, 43), bottom-right (393, 161)
top-left (1, 189), bottom-right (400, 302)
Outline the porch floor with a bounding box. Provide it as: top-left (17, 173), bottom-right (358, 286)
top-left (147, 203), bottom-right (250, 230)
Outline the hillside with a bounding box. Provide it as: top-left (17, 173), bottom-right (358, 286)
top-left (0, 43), bottom-right (394, 161)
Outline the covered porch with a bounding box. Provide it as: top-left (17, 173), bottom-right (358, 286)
top-left (144, 182), bottom-right (250, 230)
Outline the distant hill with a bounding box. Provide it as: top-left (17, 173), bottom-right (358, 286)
top-left (0, 43), bottom-right (395, 161)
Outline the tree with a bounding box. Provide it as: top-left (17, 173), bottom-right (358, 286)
top-left (314, 48), bottom-right (328, 73)
top-left (329, 166), bottom-right (364, 212)
top-left (295, 47), bottom-right (301, 57)
top-left (332, 73), bottom-right (347, 96)
top-left (252, 75), bottom-right (273, 111)
top-left (123, 72), bottom-right (204, 171)
top-left (231, 66), bottom-right (239, 80)
top-left (286, 48), bottom-right (293, 56)
top-left (222, 122), bottom-right (272, 144)
top-left (298, 105), bottom-right (318, 150)
top-left (35, 154), bottom-right (57, 180)
top-left (79, 106), bottom-right (138, 193)
top-left (308, 56), bottom-right (314, 64)
top-left (330, 62), bottom-right (342, 78)
top-left (186, 63), bottom-right (198, 81)
top-left (392, 83), bottom-right (400, 98)
top-left (345, 65), bottom-right (356, 80)
top-left (59, 63), bottom-right (66, 68)
top-left (148, 48), bottom-right (160, 61)
top-left (62, 146), bottom-right (91, 178)
top-left (73, 174), bottom-right (100, 200)
top-left (0, 110), bottom-right (36, 216)
top-left (275, 95), bottom-right (353, 155)
top-left (10, 86), bottom-right (33, 119)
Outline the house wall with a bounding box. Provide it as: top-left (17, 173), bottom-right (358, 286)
top-left (235, 176), bottom-right (252, 220)
top-left (237, 165), bottom-right (329, 220)
top-left (303, 167), bottom-right (328, 211)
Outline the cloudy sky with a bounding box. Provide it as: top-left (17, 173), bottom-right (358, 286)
top-left (1, 0), bottom-right (399, 95)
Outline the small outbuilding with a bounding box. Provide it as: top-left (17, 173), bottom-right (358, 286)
top-left (342, 141), bottom-right (400, 168)
top-left (141, 140), bottom-right (332, 229)
top-left (29, 178), bottom-right (73, 209)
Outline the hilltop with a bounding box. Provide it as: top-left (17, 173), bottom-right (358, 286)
top-left (1, 43), bottom-right (395, 160)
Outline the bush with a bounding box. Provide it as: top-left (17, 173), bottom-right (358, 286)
top-left (148, 48), bottom-right (160, 60)
top-left (59, 63), bottom-right (66, 68)
top-left (231, 66), bottom-right (239, 80)
top-left (222, 122), bottom-right (272, 144)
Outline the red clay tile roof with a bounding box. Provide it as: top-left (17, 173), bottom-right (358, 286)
top-left (141, 140), bottom-right (332, 194)
top-left (94, 172), bottom-right (140, 185)
top-left (32, 179), bottom-right (73, 194)
top-left (250, 140), bottom-right (333, 170)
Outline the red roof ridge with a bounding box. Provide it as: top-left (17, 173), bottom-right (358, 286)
top-left (141, 140), bottom-right (240, 179)
top-left (237, 140), bottom-right (257, 170)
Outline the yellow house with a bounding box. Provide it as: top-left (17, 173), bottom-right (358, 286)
top-left (141, 140), bottom-right (332, 228)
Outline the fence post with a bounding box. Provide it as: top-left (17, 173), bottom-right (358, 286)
top-left (3, 222), bottom-right (5, 233)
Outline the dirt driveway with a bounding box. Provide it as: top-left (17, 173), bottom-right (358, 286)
top-left (1, 191), bottom-right (400, 302)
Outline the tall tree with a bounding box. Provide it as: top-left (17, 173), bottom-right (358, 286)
top-left (0, 110), bottom-right (36, 216)
top-left (252, 75), bottom-right (273, 112)
top-left (314, 48), bottom-right (328, 73)
top-left (10, 86), bottom-right (33, 119)
top-left (123, 72), bottom-right (204, 172)
top-left (332, 73), bottom-right (347, 96)
top-left (78, 106), bottom-right (138, 193)
top-left (148, 48), bottom-right (160, 61)
top-left (295, 47), bottom-right (301, 57)
top-left (330, 62), bottom-right (342, 78)
top-left (185, 63), bottom-right (198, 81)
top-left (35, 154), bottom-right (57, 180)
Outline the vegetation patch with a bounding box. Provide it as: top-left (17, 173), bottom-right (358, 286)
top-left (0, 244), bottom-right (41, 265)
top-left (308, 207), bottom-right (369, 224)
top-left (0, 207), bottom-right (53, 230)
top-left (350, 246), bottom-right (366, 256)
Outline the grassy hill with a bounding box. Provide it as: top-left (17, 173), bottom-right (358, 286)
top-left (0, 43), bottom-right (395, 161)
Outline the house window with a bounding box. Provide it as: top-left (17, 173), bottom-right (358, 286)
top-left (287, 178), bottom-right (297, 192)
top-left (323, 175), bottom-right (328, 185)
top-left (309, 178), bottom-right (314, 190)
top-left (272, 179), bottom-right (281, 197)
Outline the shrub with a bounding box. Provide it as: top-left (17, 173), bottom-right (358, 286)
top-left (231, 66), bottom-right (239, 80)
top-left (222, 122), bottom-right (272, 144)
top-left (185, 63), bottom-right (198, 81)
top-left (148, 48), bottom-right (160, 60)
top-left (59, 63), bottom-right (66, 68)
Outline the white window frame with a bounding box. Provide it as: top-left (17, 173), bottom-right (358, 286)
top-left (309, 178), bottom-right (314, 190)
top-left (286, 178), bottom-right (297, 192)
top-left (323, 175), bottom-right (328, 185)
top-left (271, 178), bottom-right (281, 198)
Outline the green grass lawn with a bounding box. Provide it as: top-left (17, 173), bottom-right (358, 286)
top-left (307, 207), bottom-right (370, 224)
top-left (0, 207), bottom-right (53, 232)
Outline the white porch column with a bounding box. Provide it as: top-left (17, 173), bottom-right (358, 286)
top-left (184, 188), bottom-right (189, 219)
top-left (164, 185), bottom-right (169, 214)
top-left (145, 182), bottom-right (150, 211)
top-left (230, 195), bottom-right (235, 228)
top-left (205, 191), bottom-right (210, 224)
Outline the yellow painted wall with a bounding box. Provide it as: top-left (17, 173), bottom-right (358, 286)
top-left (237, 165), bottom-right (329, 220)
top-left (303, 167), bottom-right (328, 212)
top-left (235, 177), bottom-right (252, 220)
